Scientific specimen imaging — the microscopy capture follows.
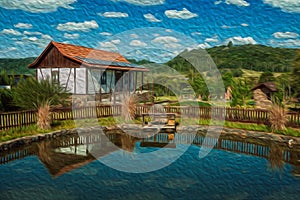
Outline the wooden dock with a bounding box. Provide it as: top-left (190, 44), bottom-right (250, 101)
top-left (141, 113), bottom-right (177, 133)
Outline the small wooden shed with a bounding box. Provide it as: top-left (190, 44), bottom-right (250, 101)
top-left (251, 82), bottom-right (277, 99)
top-left (28, 41), bottom-right (149, 102)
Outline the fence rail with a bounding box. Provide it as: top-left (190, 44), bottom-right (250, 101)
top-left (0, 105), bottom-right (300, 130)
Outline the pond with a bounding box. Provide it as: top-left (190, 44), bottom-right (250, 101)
top-left (1, 130), bottom-right (300, 200)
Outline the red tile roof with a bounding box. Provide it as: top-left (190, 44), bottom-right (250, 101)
top-left (28, 41), bottom-right (148, 71)
top-left (52, 41), bottom-right (129, 63)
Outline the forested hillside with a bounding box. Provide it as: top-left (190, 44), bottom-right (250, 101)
top-left (0, 57), bottom-right (35, 74)
top-left (167, 44), bottom-right (298, 73)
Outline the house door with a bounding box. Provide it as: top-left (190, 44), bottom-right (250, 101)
top-left (115, 71), bottom-right (123, 92)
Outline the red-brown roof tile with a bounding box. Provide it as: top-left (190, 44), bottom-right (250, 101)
top-left (52, 41), bottom-right (129, 63)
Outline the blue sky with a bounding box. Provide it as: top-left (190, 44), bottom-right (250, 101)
top-left (0, 0), bottom-right (299, 62)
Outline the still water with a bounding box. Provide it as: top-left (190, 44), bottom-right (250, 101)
top-left (0, 132), bottom-right (300, 200)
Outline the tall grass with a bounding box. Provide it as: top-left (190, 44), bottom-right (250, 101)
top-left (120, 93), bottom-right (137, 121)
top-left (269, 104), bottom-right (287, 132)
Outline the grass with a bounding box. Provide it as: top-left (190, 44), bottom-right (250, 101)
top-left (1, 116), bottom-right (300, 143)
top-left (155, 96), bottom-right (178, 102)
top-left (0, 117), bottom-right (142, 143)
top-left (241, 69), bottom-right (283, 79)
top-left (0, 121), bottom-right (74, 143)
top-left (169, 101), bottom-right (211, 107)
top-left (180, 118), bottom-right (300, 136)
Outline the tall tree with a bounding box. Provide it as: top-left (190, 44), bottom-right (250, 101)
top-left (12, 77), bottom-right (69, 130)
top-left (291, 50), bottom-right (300, 98)
top-left (230, 78), bottom-right (251, 107)
top-left (258, 71), bottom-right (275, 83)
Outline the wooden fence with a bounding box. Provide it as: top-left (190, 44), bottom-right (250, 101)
top-left (0, 105), bottom-right (300, 130)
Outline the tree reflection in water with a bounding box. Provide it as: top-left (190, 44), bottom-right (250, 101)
top-left (267, 143), bottom-right (284, 172)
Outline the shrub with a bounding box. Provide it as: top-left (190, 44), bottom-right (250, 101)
top-left (120, 93), bottom-right (137, 121)
top-left (269, 104), bottom-right (287, 132)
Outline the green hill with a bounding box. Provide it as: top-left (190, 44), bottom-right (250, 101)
top-left (167, 44), bottom-right (298, 73)
top-left (0, 57), bottom-right (36, 74)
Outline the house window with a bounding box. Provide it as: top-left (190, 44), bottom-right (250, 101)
top-left (101, 71), bottom-right (107, 85)
top-left (52, 70), bottom-right (59, 83)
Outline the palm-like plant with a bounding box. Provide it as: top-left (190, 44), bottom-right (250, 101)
top-left (12, 77), bottom-right (69, 130)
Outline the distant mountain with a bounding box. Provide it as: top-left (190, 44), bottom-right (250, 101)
top-left (166, 44), bottom-right (298, 73)
top-left (0, 57), bottom-right (36, 74)
top-left (127, 59), bottom-right (155, 65)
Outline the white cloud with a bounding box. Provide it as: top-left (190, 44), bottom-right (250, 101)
top-left (205, 37), bottom-right (219, 43)
top-left (23, 31), bottom-right (42, 35)
top-left (0, 0), bottom-right (76, 13)
top-left (272, 31), bottom-right (299, 39)
top-left (263, 0), bottom-right (300, 13)
top-left (221, 25), bottom-right (236, 29)
top-left (165, 8), bottom-right (198, 19)
top-left (14, 23), bottom-right (32, 29)
top-left (130, 34), bottom-right (139, 38)
top-left (241, 23), bottom-right (249, 27)
top-left (57, 20), bottom-right (99, 32)
top-left (225, 36), bottom-right (257, 45)
top-left (41, 34), bottom-right (53, 40)
top-left (143, 13), bottom-right (161, 22)
top-left (270, 39), bottom-right (300, 47)
top-left (214, 1), bottom-right (222, 5)
top-left (20, 33), bottom-right (53, 47)
top-left (112, 39), bottom-right (121, 44)
top-left (98, 12), bottom-right (128, 18)
top-left (152, 36), bottom-right (181, 49)
top-left (0, 47), bottom-right (17, 53)
top-left (197, 43), bottom-right (211, 49)
top-left (15, 41), bottom-right (24, 45)
top-left (100, 32), bottom-right (112, 36)
top-left (130, 40), bottom-right (147, 47)
top-left (164, 43), bottom-right (181, 49)
top-left (0, 29), bottom-right (22, 36)
top-left (99, 41), bottom-right (118, 51)
top-left (191, 32), bottom-right (202, 36)
top-left (110, 0), bottom-right (165, 6)
top-left (23, 36), bottom-right (39, 42)
top-left (64, 33), bottom-right (80, 39)
top-left (152, 36), bottom-right (179, 44)
top-left (225, 0), bottom-right (250, 7)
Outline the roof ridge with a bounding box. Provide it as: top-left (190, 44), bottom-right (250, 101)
top-left (52, 41), bottom-right (124, 56)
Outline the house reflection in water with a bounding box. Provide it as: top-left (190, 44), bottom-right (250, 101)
top-left (33, 133), bottom-right (139, 177)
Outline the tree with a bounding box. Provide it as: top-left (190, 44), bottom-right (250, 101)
top-left (0, 89), bottom-right (19, 112)
top-left (230, 78), bottom-right (251, 107)
top-left (12, 77), bottom-right (69, 130)
top-left (277, 74), bottom-right (292, 101)
top-left (258, 71), bottom-right (275, 83)
top-left (290, 50), bottom-right (300, 98)
top-left (0, 70), bottom-right (13, 86)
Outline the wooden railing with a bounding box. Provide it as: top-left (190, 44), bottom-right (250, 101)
top-left (0, 105), bottom-right (300, 130)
